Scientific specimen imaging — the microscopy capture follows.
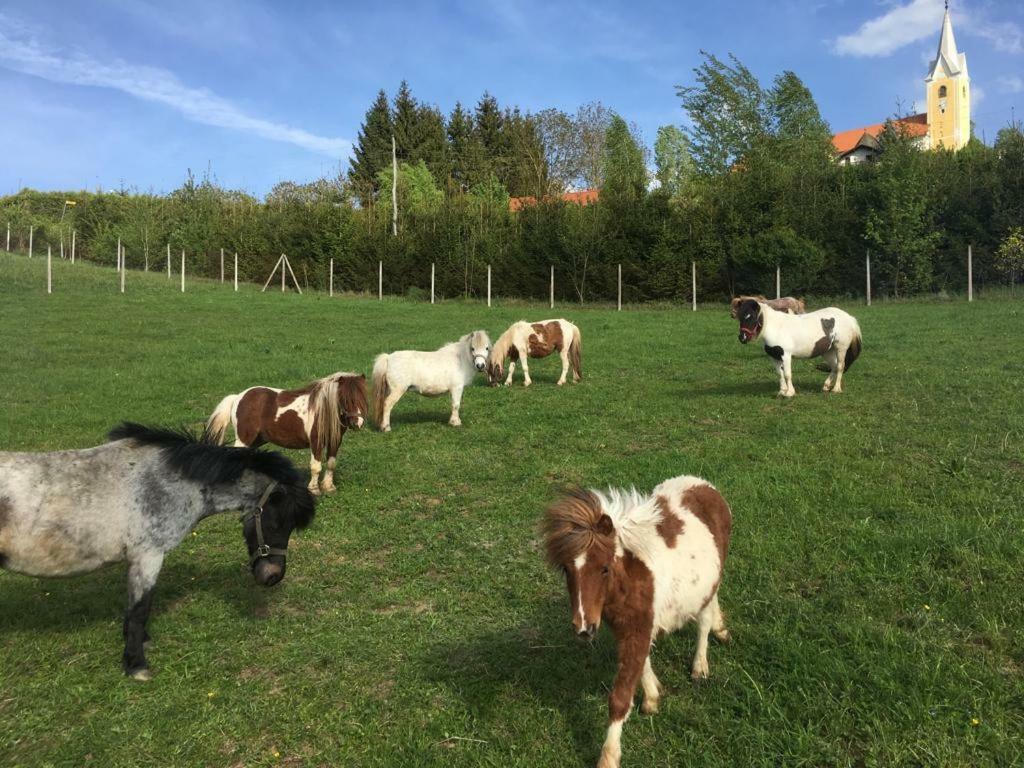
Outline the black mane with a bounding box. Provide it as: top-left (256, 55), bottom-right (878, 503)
top-left (108, 422), bottom-right (315, 528)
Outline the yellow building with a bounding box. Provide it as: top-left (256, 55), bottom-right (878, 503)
top-left (925, 2), bottom-right (970, 150)
top-left (833, 3), bottom-right (970, 162)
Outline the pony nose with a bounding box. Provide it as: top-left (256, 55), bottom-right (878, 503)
top-left (475, 360), bottom-right (486, 371)
top-left (577, 624), bottom-right (597, 639)
top-left (355, 416), bottom-right (364, 429)
top-left (254, 561), bottom-right (284, 587)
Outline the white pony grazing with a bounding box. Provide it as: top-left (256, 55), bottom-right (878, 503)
top-left (372, 330), bottom-right (491, 431)
top-left (735, 298), bottom-right (862, 397)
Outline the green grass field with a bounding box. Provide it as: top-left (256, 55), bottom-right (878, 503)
top-left (1, 253), bottom-right (1022, 767)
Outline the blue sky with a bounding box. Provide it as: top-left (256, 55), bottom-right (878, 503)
top-left (1, 0), bottom-right (1021, 197)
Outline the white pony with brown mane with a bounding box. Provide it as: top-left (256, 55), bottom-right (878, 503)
top-left (372, 330), bottom-right (491, 432)
top-left (487, 319), bottom-right (582, 387)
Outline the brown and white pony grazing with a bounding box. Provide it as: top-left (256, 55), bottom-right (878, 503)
top-left (731, 295), bottom-right (806, 316)
top-left (206, 372), bottom-right (367, 495)
top-left (543, 476), bottom-right (732, 768)
top-left (487, 319), bottom-right (582, 387)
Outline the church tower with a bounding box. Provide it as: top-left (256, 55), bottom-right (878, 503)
top-left (925, 2), bottom-right (970, 150)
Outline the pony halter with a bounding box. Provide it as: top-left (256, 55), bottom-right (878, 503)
top-left (242, 482), bottom-right (289, 566)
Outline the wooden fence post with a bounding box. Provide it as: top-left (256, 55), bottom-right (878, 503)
top-left (283, 254), bottom-right (303, 294)
top-left (550, 265), bottom-right (554, 309)
top-left (120, 246), bottom-right (126, 294)
top-left (617, 263), bottom-right (622, 311)
top-left (47, 246), bottom-right (52, 294)
top-left (691, 260), bottom-right (697, 312)
top-left (866, 250), bottom-right (871, 306)
top-left (282, 254), bottom-right (286, 292)
top-left (220, 248), bottom-right (225, 283)
top-left (431, 263), bottom-right (435, 304)
top-left (968, 244), bottom-right (973, 302)
top-left (329, 258), bottom-right (334, 297)
top-left (776, 266), bottom-right (780, 300)
top-left (487, 264), bottom-right (492, 307)
top-left (71, 230), bottom-right (76, 264)
top-left (234, 253), bottom-right (238, 292)
top-left (29, 226), bottom-right (33, 258)
top-left (379, 260), bottom-right (383, 301)
top-left (181, 250), bottom-right (185, 293)
top-left (60, 235), bottom-right (64, 260)
top-left (5, 222), bottom-right (9, 252)
top-left (166, 243), bottom-right (171, 278)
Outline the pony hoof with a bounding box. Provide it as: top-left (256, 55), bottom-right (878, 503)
top-left (129, 668), bottom-right (153, 682)
top-left (714, 629), bottom-right (732, 644)
top-left (640, 698), bottom-right (659, 715)
top-left (381, 425), bottom-right (391, 433)
top-left (449, 421), bottom-right (462, 428)
top-left (322, 486), bottom-right (336, 495)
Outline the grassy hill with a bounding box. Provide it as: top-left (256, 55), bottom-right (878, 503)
top-left (1, 253), bottom-right (1021, 767)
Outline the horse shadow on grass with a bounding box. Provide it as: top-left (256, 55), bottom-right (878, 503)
top-left (0, 558), bottom-right (278, 635)
top-left (418, 596), bottom-right (701, 766)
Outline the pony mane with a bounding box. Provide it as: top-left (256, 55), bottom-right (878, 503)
top-left (488, 323), bottom-right (519, 377)
top-left (336, 372), bottom-right (368, 415)
top-left (310, 372), bottom-right (368, 454)
top-left (542, 486), bottom-right (663, 566)
top-left (542, 487), bottom-right (615, 566)
top-left (108, 422), bottom-right (315, 528)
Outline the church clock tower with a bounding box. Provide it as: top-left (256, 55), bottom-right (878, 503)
top-left (925, 2), bottom-right (970, 150)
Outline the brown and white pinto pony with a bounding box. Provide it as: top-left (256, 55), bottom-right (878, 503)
top-left (730, 295), bottom-right (806, 317)
top-left (206, 372), bottom-right (367, 496)
top-left (543, 476), bottom-right (732, 768)
top-left (487, 319), bottom-right (582, 387)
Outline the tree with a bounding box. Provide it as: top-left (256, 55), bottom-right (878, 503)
top-left (376, 160), bottom-right (444, 219)
top-left (994, 227), bottom-right (1024, 291)
top-left (864, 122), bottom-right (941, 296)
top-left (654, 125), bottom-right (693, 197)
top-left (501, 108), bottom-right (548, 198)
top-left (602, 115), bottom-right (647, 206)
top-left (575, 101), bottom-right (612, 189)
top-left (535, 108), bottom-right (580, 194)
top-left (676, 52), bottom-right (768, 175)
top-left (349, 90), bottom-right (394, 204)
top-left (447, 102), bottom-right (475, 193)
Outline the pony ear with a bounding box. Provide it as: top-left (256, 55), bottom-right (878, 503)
top-left (595, 514), bottom-right (614, 537)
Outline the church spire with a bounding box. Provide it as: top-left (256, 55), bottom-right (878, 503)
top-left (928, 2), bottom-right (967, 80)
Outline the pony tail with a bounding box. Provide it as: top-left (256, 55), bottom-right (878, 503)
top-left (845, 325), bottom-right (863, 371)
top-left (312, 377), bottom-right (341, 458)
top-left (371, 354), bottom-right (390, 429)
top-left (569, 325), bottom-right (582, 380)
top-left (205, 394), bottom-right (237, 444)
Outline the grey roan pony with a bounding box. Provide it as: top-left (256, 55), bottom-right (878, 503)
top-left (0, 423), bottom-right (317, 679)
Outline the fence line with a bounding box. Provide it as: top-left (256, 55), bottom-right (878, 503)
top-left (47, 246), bottom-right (52, 294)
top-left (7, 237), bottom-right (998, 307)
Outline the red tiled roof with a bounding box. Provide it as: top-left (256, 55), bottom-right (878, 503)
top-left (832, 114), bottom-right (929, 155)
top-left (509, 188), bottom-right (599, 212)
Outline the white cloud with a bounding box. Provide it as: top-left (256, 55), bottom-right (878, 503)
top-left (973, 84), bottom-right (985, 107)
top-left (0, 17), bottom-right (351, 158)
top-left (834, 0), bottom-right (1023, 58)
top-left (997, 75), bottom-right (1024, 94)
top-left (967, 18), bottom-right (1023, 54)
top-left (834, 0), bottom-right (944, 57)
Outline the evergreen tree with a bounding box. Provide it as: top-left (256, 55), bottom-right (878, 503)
top-left (447, 102), bottom-right (474, 193)
top-left (392, 81), bottom-right (418, 162)
top-left (349, 89), bottom-right (394, 204)
top-left (602, 115), bottom-right (647, 206)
